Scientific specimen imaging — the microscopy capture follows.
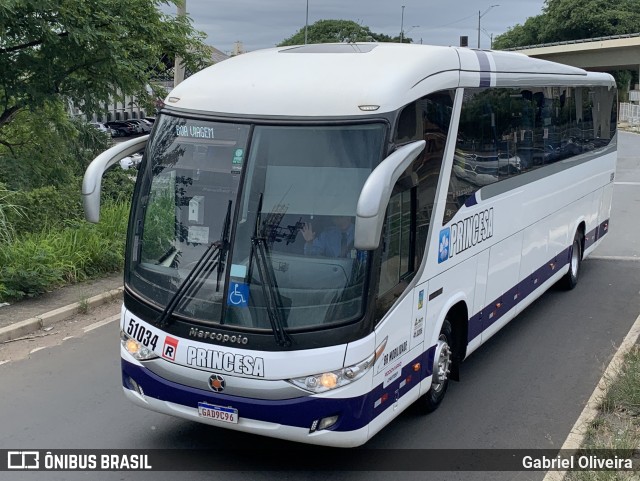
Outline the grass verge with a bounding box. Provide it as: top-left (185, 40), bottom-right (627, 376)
top-left (565, 345), bottom-right (640, 480)
top-left (0, 201), bottom-right (129, 301)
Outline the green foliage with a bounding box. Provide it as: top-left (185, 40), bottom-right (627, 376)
top-left (543, 0), bottom-right (640, 42)
top-left (494, 0), bottom-right (640, 49)
top-left (0, 183), bottom-right (21, 244)
top-left (3, 169), bottom-right (134, 236)
top-left (278, 19), bottom-right (406, 46)
top-left (0, 0), bottom-right (210, 134)
top-left (601, 346), bottom-right (640, 416)
top-left (492, 15), bottom-right (546, 49)
top-left (0, 201), bottom-right (129, 301)
top-left (612, 71), bottom-right (632, 102)
top-left (141, 184), bottom-right (175, 261)
top-left (0, 103), bottom-right (111, 190)
top-left (102, 167), bottom-right (136, 204)
top-left (5, 184), bottom-right (83, 235)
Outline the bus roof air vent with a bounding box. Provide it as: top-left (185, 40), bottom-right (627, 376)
top-left (280, 44), bottom-right (378, 54)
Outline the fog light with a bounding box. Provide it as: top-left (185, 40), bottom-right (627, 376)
top-left (318, 415), bottom-right (339, 431)
top-left (309, 415), bottom-right (340, 433)
top-left (127, 376), bottom-right (144, 396)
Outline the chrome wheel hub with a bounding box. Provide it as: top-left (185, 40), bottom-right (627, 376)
top-left (571, 241), bottom-right (579, 278)
top-left (432, 336), bottom-right (451, 392)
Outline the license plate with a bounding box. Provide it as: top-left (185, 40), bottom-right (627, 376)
top-left (198, 402), bottom-right (238, 424)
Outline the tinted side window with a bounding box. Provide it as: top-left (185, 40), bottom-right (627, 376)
top-left (378, 190), bottom-right (413, 296)
top-left (444, 86), bottom-right (617, 224)
top-left (394, 91), bottom-right (454, 266)
top-left (375, 91), bottom-right (453, 323)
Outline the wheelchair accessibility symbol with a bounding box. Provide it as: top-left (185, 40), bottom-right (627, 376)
top-left (228, 282), bottom-right (249, 308)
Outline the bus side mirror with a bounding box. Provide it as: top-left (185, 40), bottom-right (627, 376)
top-left (354, 140), bottom-right (426, 250)
top-left (82, 135), bottom-right (149, 223)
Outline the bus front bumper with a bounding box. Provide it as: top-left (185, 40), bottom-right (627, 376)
top-left (121, 358), bottom-right (372, 447)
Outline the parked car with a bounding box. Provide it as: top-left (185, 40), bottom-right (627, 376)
top-left (89, 122), bottom-right (115, 137)
top-left (105, 121), bottom-right (137, 137)
top-left (121, 120), bottom-right (144, 134)
top-left (126, 119), bottom-right (152, 134)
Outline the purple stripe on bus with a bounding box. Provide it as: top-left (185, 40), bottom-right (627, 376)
top-left (464, 193), bottom-right (478, 207)
top-left (475, 50), bottom-right (491, 87)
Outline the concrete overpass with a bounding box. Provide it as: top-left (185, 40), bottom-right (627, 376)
top-left (508, 33), bottom-right (640, 77)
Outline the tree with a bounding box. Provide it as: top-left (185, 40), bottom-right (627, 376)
top-left (494, 0), bottom-right (640, 49)
top-left (492, 15), bottom-right (546, 50)
top-left (0, 0), bottom-right (210, 138)
top-left (0, 102), bottom-right (111, 190)
top-left (278, 19), bottom-right (409, 47)
top-left (542, 0), bottom-right (640, 42)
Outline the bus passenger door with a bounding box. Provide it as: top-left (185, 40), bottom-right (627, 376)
top-left (372, 189), bottom-right (420, 411)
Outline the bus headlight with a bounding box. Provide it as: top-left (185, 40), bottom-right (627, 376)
top-left (120, 330), bottom-right (158, 361)
top-left (288, 353), bottom-right (375, 393)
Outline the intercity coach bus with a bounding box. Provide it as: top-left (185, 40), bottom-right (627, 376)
top-left (83, 43), bottom-right (617, 447)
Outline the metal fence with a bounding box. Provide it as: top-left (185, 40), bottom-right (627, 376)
top-left (619, 102), bottom-right (640, 125)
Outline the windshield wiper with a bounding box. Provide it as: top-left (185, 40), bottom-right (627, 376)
top-left (216, 199), bottom-right (233, 291)
top-left (250, 194), bottom-right (291, 347)
top-left (157, 200), bottom-right (232, 328)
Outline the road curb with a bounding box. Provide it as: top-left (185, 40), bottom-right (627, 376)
top-left (0, 287), bottom-right (123, 344)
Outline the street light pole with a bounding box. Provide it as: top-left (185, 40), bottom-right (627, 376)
top-left (477, 10), bottom-right (481, 49)
top-left (477, 4), bottom-right (499, 48)
top-left (403, 26), bottom-right (419, 43)
top-left (305, 0), bottom-right (309, 44)
top-left (400, 5), bottom-right (405, 43)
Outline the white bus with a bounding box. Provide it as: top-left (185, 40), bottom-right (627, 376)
top-left (83, 43), bottom-right (617, 447)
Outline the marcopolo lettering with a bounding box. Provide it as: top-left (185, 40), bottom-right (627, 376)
top-left (189, 327), bottom-right (248, 345)
top-left (186, 346), bottom-right (265, 377)
top-left (449, 208), bottom-right (494, 259)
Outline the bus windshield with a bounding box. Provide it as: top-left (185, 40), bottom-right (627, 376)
top-left (127, 115), bottom-right (386, 333)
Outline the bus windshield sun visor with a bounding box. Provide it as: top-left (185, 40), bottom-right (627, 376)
top-left (250, 194), bottom-right (292, 347)
top-left (157, 200), bottom-right (233, 328)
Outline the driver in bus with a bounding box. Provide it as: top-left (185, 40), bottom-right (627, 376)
top-left (301, 216), bottom-right (354, 258)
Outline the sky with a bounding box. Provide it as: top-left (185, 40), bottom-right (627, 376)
top-left (165, 0), bottom-right (547, 55)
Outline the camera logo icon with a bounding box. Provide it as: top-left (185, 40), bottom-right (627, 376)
top-left (7, 451), bottom-right (39, 470)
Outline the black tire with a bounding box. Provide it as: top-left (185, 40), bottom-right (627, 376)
top-left (560, 230), bottom-right (582, 290)
top-left (421, 319), bottom-right (453, 413)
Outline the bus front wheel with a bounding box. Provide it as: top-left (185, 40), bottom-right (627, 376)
top-left (421, 319), bottom-right (453, 413)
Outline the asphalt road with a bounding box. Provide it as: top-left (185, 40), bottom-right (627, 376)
top-left (1, 133), bottom-right (639, 481)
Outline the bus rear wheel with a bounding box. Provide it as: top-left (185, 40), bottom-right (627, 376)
top-left (421, 319), bottom-right (453, 413)
top-left (560, 230), bottom-right (583, 290)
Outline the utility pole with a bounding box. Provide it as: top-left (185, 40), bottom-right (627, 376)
top-left (174, 0), bottom-right (187, 86)
top-left (305, 0), bottom-right (309, 44)
top-left (400, 5), bottom-right (405, 43)
top-left (478, 5), bottom-right (499, 48)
